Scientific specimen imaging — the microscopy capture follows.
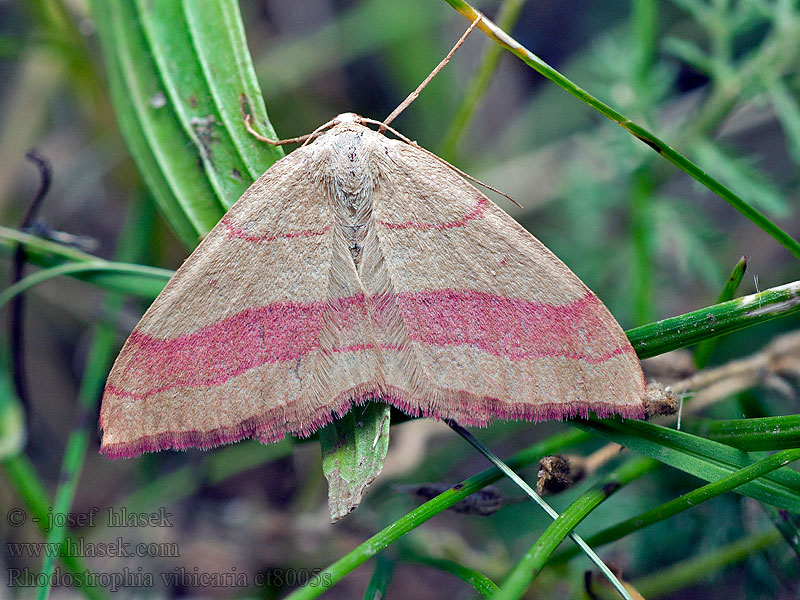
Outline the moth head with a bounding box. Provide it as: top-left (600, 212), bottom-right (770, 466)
top-left (332, 113), bottom-right (363, 126)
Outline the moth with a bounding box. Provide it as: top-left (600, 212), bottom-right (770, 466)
top-left (99, 112), bottom-right (647, 459)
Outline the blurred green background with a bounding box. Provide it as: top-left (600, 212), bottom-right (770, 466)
top-left (1, 0), bottom-right (800, 598)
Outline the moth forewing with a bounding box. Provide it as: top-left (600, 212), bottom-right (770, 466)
top-left (100, 119), bottom-right (646, 460)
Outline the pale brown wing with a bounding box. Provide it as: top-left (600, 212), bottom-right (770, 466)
top-left (364, 136), bottom-right (646, 426)
top-left (101, 122), bottom-right (645, 460)
top-left (100, 146), bottom-right (383, 458)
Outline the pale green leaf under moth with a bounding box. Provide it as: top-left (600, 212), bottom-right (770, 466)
top-left (320, 402), bottom-right (391, 522)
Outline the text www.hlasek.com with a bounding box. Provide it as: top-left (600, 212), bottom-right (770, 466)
top-left (6, 537), bottom-right (180, 559)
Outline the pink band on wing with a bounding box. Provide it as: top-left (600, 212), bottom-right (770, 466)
top-left (221, 215), bottom-right (330, 243)
top-left (107, 289), bottom-right (632, 399)
top-left (221, 197), bottom-right (485, 240)
top-left (396, 289), bottom-right (617, 361)
top-left (378, 197), bottom-right (487, 230)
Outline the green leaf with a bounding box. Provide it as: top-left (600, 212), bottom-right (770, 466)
top-left (633, 529), bottom-right (781, 598)
top-left (403, 555), bottom-right (499, 598)
top-left (286, 430), bottom-right (591, 600)
top-left (448, 422), bottom-right (634, 599)
top-left (136, 0), bottom-right (273, 207)
top-left (182, 1), bottom-right (281, 180)
top-left (626, 279), bottom-right (800, 359)
top-left (662, 36), bottom-right (713, 73)
top-left (320, 402), bottom-right (391, 522)
top-left (91, 0), bottom-right (211, 244)
top-left (651, 196), bottom-right (724, 287)
top-left (4, 222), bottom-right (800, 365)
top-left (89, 0), bottom-right (282, 246)
top-left (1, 456), bottom-right (108, 600)
top-left (0, 261), bottom-right (172, 311)
top-left (442, 0), bottom-right (800, 261)
top-left (554, 448), bottom-right (800, 563)
top-left (0, 226), bottom-right (171, 299)
top-left (440, 0), bottom-right (527, 159)
top-left (495, 457), bottom-right (654, 600)
top-left (683, 415), bottom-right (800, 451)
top-left (575, 418), bottom-right (800, 511)
top-left (34, 198), bottom-right (156, 600)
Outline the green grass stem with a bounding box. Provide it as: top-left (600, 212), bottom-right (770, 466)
top-left (554, 447), bottom-right (800, 563)
top-left (693, 256), bottom-right (747, 368)
top-left (284, 430), bottom-right (591, 600)
top-left (34, 200), bottom-right (153, 600)
top-left (495, 457), bottom-right (656, 600)
top-left (442, 0), bottom-right (800, 261)
top-left (439, 0), bottom-right (526, 160)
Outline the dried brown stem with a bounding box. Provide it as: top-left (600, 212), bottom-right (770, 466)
top-left (669, 331), bottom-right (800, 415)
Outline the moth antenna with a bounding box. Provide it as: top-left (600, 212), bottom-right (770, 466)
top-left (380, 14), bottom-right (483, 133)
top-left (240, 94), bottom-right (325, 146)
top-left (362, 116), bottom-right (524, 209)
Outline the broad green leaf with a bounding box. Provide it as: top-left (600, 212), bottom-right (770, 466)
top-left (575, 418), bottom-right (800, 511)
top-left (89, 0), bottom-right (282, 246)
top-left (182, 1), bottom-right (281, 181)
top-left (320, 403), bottom-right (391, 522)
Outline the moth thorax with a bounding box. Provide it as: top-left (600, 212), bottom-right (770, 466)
top-left (334, 185), bottom-right (372, 267)
top-left (326, 131), bottom-right (375, 267)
